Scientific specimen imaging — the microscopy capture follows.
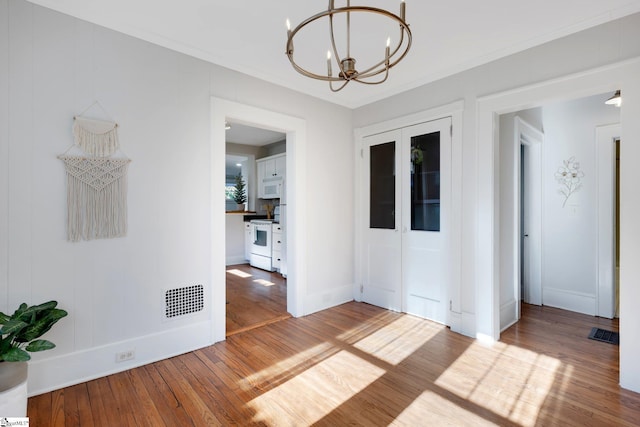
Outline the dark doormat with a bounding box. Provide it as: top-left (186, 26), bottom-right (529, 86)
top-left (588, 327), bottom-right (619, 345)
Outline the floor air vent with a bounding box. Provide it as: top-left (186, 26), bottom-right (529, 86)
top-left (165, 284), bottom-right (204, 319)
top-left (588, 327), bottom-right (619, 345)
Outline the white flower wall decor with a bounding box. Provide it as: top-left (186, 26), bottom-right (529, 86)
top-left (554, 156), bottom-right (584, 208)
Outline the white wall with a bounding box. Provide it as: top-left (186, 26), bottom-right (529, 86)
top-left (0, 0), bottom-right (354, 395)
top-left (354, 12), bottom-right (640, 392)
top-left (540, 94), bottom-right (620, 314)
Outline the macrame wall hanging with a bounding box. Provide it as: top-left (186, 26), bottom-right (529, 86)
top-left (58, 102), bottom-right (131, 242)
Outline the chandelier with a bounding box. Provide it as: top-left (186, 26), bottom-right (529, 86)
top-left (286, 1), bottom-right (412, 92)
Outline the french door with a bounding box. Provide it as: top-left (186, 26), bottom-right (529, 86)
top-left (362, 118), bottom-right (451, 323)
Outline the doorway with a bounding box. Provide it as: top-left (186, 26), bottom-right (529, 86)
top-left (211, 97), bottom-right (307, 343)
top-left (225, 121), bottom-right (288, 335)
top-left (497, 94), bottom-right (621, 335)
top-left (361, 117), bottom-right (452, 324)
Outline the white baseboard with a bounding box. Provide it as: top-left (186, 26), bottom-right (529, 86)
top-left (304, 284), bottom-right (354, 316)
top-left (27, 320), bottom-right (213, 397)
top-left (543, 287), bottom-right (596, 315)
top-left (500, 299), bottom-right (518, 332)
top-left (226, 255), bottom-right (248, 266)
top-left (460, 311), bottom-right (476, 338)
top-left (448, 311), bottom-right (462, 334)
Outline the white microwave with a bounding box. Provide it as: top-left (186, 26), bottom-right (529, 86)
top-left (262, 176), bottom-right (283, 199)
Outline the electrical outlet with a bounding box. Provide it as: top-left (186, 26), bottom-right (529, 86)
top-left (116, 349), bottom-right (135, 363)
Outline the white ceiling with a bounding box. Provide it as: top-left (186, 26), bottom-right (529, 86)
top-left (26, 0), bottom-right (640, 109)
top-left (226, 122), bottom-right (285, 147)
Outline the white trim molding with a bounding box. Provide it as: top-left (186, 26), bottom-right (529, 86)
top-left (210, 97), bottom-right (307, 343)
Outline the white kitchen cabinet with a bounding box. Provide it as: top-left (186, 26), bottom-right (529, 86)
top-left (256, 161), bottom-right (266, 198)
top-left (257, 154), bottom-right (286, 199)
top-left (272, 223), bottom-right (283, 271)
top-left (257, 154), bottom-right (286, 180)
top-left (274, 155), bottom-right (286, 178)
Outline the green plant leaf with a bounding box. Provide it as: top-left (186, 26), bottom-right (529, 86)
top-left (17, 309), bottom-right (68, 342)
top-left (0, 318), bottom-right (28, 336)
top-left (0, 311), bottom-right (10, 323)
top-left (0, 336), bottom-right (12, 354)
top-left (13, 303), bottom-right (28, 318)
top-left (2, 346), bottom-right (31, 362)
top-left (25, 339), bottom-right (56, 352)
top-left (16, 301), bottom-right (58, 322)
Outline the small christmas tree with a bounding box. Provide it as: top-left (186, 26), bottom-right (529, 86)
top-left (233, 173), bottom-right (247, 205)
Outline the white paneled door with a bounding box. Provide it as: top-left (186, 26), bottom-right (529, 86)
top-left (362, 130), bottom-right (403, 311)
top-left (362, 118), bottom-right (451, 324)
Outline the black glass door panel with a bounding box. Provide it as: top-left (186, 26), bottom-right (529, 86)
top-left (410, 132), bottom-right (440, 231)
top-left (370, 142), bottom-right (396, 229)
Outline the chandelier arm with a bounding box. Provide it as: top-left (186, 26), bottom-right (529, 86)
top-left (329, 78), bottom-right (350, 92)
top-left (353, 28), bottom-right (410, 80)
top-left (390, 24), bottom-right (406, 61)
top-left (355, 65), bottom-right (390, 85)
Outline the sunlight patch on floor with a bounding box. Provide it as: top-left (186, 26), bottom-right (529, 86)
top-left (253, 278), bottom-right (275, 287)
top-left (336, 310), bottom-right (402, 345)
top-left (353, 315), bottom-right (444, 365)
top-left (226, 268), bottom-right (252, 278)
top-left (244, 342), bottom-right (336, 388)
top-left (248, 350), bottom-right (386, 425)
top-left (394, 390), bottom-right (498, 426)
top-left (434, 341), bottom-right (562, 427)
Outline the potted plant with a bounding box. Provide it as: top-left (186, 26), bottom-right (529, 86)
top-left (233, 173), bottom-right (247, 211)
top-left (0, 300), bottom-right (68, 417)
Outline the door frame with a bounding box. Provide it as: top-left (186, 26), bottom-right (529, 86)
top-left (514, 116), bottom-right (544, 312)
top-left (211, 97), bottom-right (307, 343)
top-left (354, 100), bottom-right (464, 332)
top-left (596, 123), bottom-right (620, 319)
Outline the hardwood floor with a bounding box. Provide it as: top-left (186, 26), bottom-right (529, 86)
top-left (226, 264), bottom-right (290, 336)
top-left (27, 302), bottom-right (640, 426)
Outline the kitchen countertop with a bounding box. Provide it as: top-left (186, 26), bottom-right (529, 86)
top-left (225, 211), bottom-right (275, 222)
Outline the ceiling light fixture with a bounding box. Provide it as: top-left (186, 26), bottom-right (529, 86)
top-left (286, 1), bottom-right (412, 92)
top-left (605, 90), bottom-right (622, 107)
top-left (225, 121), bottom-right (231, 130)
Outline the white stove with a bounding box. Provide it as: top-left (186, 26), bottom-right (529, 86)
top-left (249, 219), bottom-right (274, 271)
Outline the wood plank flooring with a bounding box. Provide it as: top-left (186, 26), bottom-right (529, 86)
top-left (225, 264), bottom-right (290, 336)
top-left (27, 302), bottom-right (640, 426)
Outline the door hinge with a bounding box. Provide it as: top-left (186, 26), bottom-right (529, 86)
top-left (360, 284), bottom-right (364, 294)
top-left (450, 124), bottom-right (453, 137)
top-left (450, 300), bottom-right (453, 311)
top-left (360, 148), bottom-right (363, 158)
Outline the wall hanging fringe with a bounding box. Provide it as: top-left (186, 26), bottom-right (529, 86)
top-left (73, 116), bottom-right (119, 157)
top-left (58, 156), bottom-right (131, 242)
